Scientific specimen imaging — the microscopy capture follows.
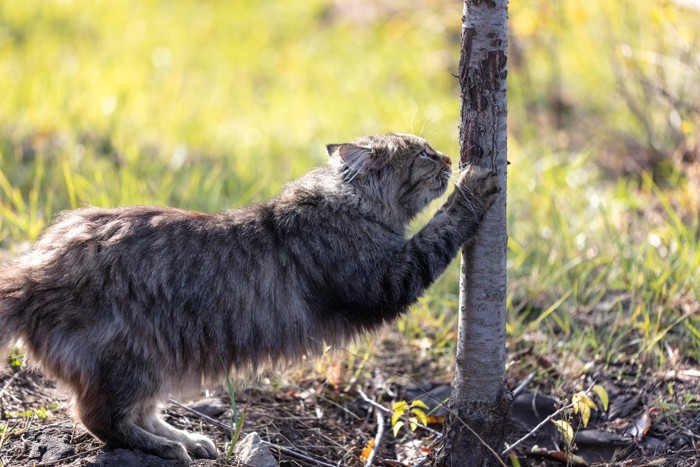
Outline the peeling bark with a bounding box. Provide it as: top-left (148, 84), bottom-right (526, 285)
top-left (431, 0), bottom-right (511, 465)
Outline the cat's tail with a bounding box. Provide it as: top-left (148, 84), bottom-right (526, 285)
top-left (0, 264), bottom-right (27, 360)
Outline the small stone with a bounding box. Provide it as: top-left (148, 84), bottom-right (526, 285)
top-left (234, 432), bottom-right (278, 467)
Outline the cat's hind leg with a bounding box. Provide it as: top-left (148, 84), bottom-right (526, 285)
top-left (76, 390), bottom-right (191, 463)
top-left (136, 403), bottom-right (218, 460)
top-left (74, 355), bottom-right (192, 464)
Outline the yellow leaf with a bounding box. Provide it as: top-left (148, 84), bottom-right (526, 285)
top-left (575, 392), bottom-right (597, 410)
top-left (552, 420), bottom-right (574, 446)
top-left (392, 420), bottom-right (405, 437)
top-left (581, 404), bottom-right (591, 427)
top-left (410, 399), bottom-right (429, 410)
top-left (409, 416), bottom-right (418, 431)
top-left (593, 385), bottom-right (609, 411)
top-left (391, 409), bottom-right (404, 427)
top-left (359, 439), bottom-right (374, 462)
top-left (411, 408), bottom-right (428, 427)
top-left (391, 401), bottom-right (408, 412)
top-left (572, 392), bottom-right (596, 427)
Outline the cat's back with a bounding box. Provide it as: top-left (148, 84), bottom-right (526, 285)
top-left (267, 167), bottom-right (405, 289)
top-left (273, 165), bottom-right (403, 242)
top-left (22, 206), bottom-right (220, 270)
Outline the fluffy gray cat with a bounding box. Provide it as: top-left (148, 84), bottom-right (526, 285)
top-left (0, 133), bottom-right (499, 464)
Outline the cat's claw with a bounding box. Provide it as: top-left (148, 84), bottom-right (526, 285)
top-left (183, 434), bottom-right (218, 459)
top-left (456, 165), bottom-right (500, 216)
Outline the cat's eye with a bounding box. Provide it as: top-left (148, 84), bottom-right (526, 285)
top-left (419, 150), bottom-right (434, 160)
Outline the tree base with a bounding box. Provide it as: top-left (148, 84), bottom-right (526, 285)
top-left (429, 389), bottom-right (512, 467)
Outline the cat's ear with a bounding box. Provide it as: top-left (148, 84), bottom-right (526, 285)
top-left (326, 144), bottom-right (342, 157)
top-left (331, 144), bottom-right (382, 172)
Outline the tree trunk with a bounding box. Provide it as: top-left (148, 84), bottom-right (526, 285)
top-left (431, 0), bottom-right (511, 465)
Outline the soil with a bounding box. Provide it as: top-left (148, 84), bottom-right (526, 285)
top-left (1, 348), bottom-right (699, 467)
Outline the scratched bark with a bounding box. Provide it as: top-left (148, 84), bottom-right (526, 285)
top-left (431, 0), bottom-right (511, 465)
top-left (455, 0), bottom-right (508, 403)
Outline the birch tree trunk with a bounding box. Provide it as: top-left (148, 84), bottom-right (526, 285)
top-left (431, 0), bottom-right (511, 465)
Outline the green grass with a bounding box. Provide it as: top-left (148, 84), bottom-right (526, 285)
top-left (0, 0), bottom-right (698, 380)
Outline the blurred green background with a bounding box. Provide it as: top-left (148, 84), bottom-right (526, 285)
top-left (1, 0), bottom-right (698, 372)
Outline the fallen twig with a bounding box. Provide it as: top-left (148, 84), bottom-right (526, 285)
top-left (264, 442), bottom-right (337, 467)
top-left (512, 372), bottom-right (537, 398)
top-left (365, 408), bottom-right (385, 467)
top-left (501, 399), bottom-right (571, 457)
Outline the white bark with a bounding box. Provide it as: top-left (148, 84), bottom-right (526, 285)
top-left (452, 0), bottom-right (508, 408)
top-left (429, 2), bottom-right (509, 464)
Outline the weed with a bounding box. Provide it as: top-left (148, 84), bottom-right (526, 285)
top-left (224, 372), bottom-right (245, 460)
top-left (4, 406), bottom-right (51, 420)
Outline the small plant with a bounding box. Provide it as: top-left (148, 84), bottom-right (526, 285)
top-left (4, 406), bottom-right (51, 420)
top-left (8, 349), bottom-right (23, 368)
top-left (390, 399), bottom-right (429, 437)
top-left (224, 372), bottom-right (245, 461)
top-left (552, 385), bottom-right (609, 453)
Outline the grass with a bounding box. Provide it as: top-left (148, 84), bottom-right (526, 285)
top-left (505, 147), bottom-right (700, 370)
top-left (1, 0), bottom-right (698, 396)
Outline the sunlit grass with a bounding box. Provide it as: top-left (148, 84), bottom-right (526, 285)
top-left (505, 144), bottom-right (700, 368)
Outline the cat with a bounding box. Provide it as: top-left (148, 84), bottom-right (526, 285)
top-left (0, 133), bottom-right (499, 464)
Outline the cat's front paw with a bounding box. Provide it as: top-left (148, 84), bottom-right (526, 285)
top-left (456, 165), bottom-right (500, 218)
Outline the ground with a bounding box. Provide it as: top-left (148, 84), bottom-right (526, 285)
top-left (2, 335), bottom-right (699, 467)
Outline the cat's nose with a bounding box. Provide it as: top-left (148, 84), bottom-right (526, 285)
top-left (440, 154), bottom-right (452, 166)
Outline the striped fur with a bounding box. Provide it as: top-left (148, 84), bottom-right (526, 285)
top-left (0, 133), bottom-right (498, 464)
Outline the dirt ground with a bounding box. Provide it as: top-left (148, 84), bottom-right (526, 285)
top-left (1, 348), bottom-right (699, 467)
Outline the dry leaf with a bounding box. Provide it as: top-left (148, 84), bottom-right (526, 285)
top-left (325, 362), bottom-right (343, 388)
top-left (531, 446), bottom-right (589, 466)
top-left (552, 419), bottom-right (574, 446)
top-left (359, 439), bottom-right (375, 462)
top-left (626, 411), bottom-right (651, 441)
top-left (573, 392), bottom-right (597, 427)
top-left (426, 415), bottom-right (445, 424)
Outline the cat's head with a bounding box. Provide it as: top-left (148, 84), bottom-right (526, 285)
top-left (326, 133), bottom-right (452, 221)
